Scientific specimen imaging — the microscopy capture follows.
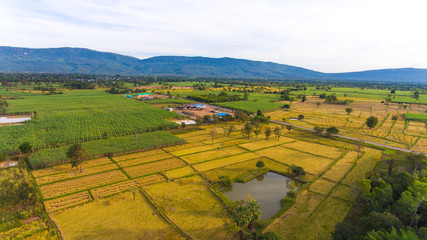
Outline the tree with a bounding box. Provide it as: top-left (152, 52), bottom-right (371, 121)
top-left (407, 180), bottom-right (427, 227)
top-left (256, 161), bottom-right (265, 168)
top-left (298, 114), bottom-right (304, 120)
top-left (407, 153), bottom-right (426, 173)
top-left (210, 127), bottom-right (216, 141)
top-left (181, 122), bottom-right (186, 128)
top-left (67, 144), bottom-right (87, 173)
top-left (243, 122), bottom-right (253, 139)
top-left (367, 227), bottom-right (419, 240)
top-left (392, 115), bottom-right (398, 121)
top-left (246, 200), bottom-right (262, 231)
top-left (290, 164), bottom-right (306, 176)
top-left (326, 126), bottom-right (339, 136)
top-left (264, 127), bottom-right (272, 139)
top-left (274, 126), bottom-right (281, 140)
top-left (345, 108), bottom-right (353, 115)
top-left (233, 204), bottom-right (251, 240)
top-left (414, 91), bottom-right (420, 100)
top-left (301, 95), bottom-right (307, 102)
top-left (316, 102), bottom-right (321, 108)
top-left (227, 125), bottom-right (235, 136)
top-left (256, 109), bottom-right (264, 116)
top-left (18, 142), bottom-right (32, 154)
top-left (286, 124), bottom-right (293, 133)
top-left (314, 126), bottom-right (325, 134)
top-left (366, 116), bottom-right (379, 129)
top-left (332, 222), bottom-right (359, 240)
top-left (253, 124), bottom-right (261, 140)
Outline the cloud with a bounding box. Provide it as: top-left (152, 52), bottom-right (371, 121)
top-left (0, 0), bottom-right (426, 72)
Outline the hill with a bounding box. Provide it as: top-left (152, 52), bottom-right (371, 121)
top-left (0, 46), bottom-right (426, 82)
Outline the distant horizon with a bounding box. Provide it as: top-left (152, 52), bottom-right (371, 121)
top-left (1, 0), bottom-right (426, 72)
top-left (2, 45), bottom-right (427, 75)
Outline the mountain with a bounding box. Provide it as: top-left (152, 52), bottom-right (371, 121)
top-left (0, 46), bottom-right (426, 82)
top-left (328, 68), bottom-right (427, 82)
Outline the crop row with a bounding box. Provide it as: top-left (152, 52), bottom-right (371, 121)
top-left (32, 157), bottom-right (113, 177)
top-left (40, 170), bottom-right (128, 199)
top-left (0, 110), bottom-right (178, 153)
top-left (35, 164), bottom-right (118, 185)
top-left (124, 158), bottom-right (186, 178)
top-left (192, 152), bottom-right (259, 172)
top-left (44, 191), bottom-right (92, 212)
top-left (90, 181), bottom-right (139, 199)
top-left (28, 131), bottom-right (184, 168)
top-left (113, 149), bottom-right (165, 162)
top-left (117, 153), bottom-right (174, 168)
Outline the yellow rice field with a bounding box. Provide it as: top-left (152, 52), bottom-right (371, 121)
top-left (256, 146), bottom-right (333, 176)
top-left (50, 192), bottom-right (184, 240)
top-left (164, 166), bottom-right (196, 179)
top-left (40, 170), bottom-right (128, 199)
top-left (192, 152), bottom-right (260, 172)
top-left (180, 146), bottom-right (247, 164)
top-left (113, 149), bottom-right (165, 161)
top-left (123, 158), bottom-right (186, 178)
top-left (144, 175), bottom-right (236, 239)
top-left (44, 191), bottom-right (92, 213)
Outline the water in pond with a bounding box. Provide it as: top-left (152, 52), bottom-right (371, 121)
top-left (0, 116), bottom-right (31, 124)
top-left (220, 172), bottom-right (298, 220)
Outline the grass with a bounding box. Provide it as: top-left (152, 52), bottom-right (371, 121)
top-left (267, 191), bottom-right (324, 237)
top-left (144, 175), bottom-right (237, 239)
top-left (322, 151), bottom-right (358, 182)
top-left (292, 196), bottom-right (353, 240)
top-left (50, 192), bottom-right (184, 240)
top-left (330, 185), bottom-right (357, 202)
top-left (309, 178), bottom-right (337, 195)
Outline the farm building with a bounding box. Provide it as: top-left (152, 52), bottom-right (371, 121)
top-left (125, 94), bottom-right (133, 98)
top-left (175, 120), bottom-right (196, 125)
top-left (216, 113), bottom-right (231, 117)
top-left (136, 93), bottom-right (152, 96)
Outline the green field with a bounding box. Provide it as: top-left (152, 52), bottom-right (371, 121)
top-left (0, 90), bottom-right (179, 153)
top-left (404, 113), bottom-right (427, 121)
top-left (27, 131), bottom-right (184, 168)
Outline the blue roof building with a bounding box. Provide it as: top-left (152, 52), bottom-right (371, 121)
top-left (216, 113), bottom-right (231, 117)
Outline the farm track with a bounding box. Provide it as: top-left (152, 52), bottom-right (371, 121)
top-left (270, 119), bottom-right (426, 155)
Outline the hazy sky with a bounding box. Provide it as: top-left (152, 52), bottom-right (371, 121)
top-left (1, 0), bottom-right (426, 72)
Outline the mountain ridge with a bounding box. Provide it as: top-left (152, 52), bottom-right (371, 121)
top-left (0, 46), bottom-right (426, 82)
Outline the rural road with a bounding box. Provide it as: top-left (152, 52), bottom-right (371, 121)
top-left (270, 119), bottom-right (425, 155)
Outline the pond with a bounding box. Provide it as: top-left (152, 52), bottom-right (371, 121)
top-left (219, 172), bottom-right (298, 220)
top-left (0, 116), bottom-right (31, 124)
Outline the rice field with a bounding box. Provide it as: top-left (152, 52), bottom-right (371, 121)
top-left (30, 124), bottom-right (386, 239)
top-left (144, 175), bottom-right (237, 239)
top-left (50, 192), bottom-right (185, 240)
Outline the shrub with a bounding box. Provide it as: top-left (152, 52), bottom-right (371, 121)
top-left (256, 161), bottom-right (265, 168)
top-left (290, 164), bottom-right (306, 176)
top-left (18, 142), bottom-right (32, 154)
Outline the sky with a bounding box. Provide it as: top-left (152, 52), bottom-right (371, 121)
top-left (0, 0), bottom-right (426, 73)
